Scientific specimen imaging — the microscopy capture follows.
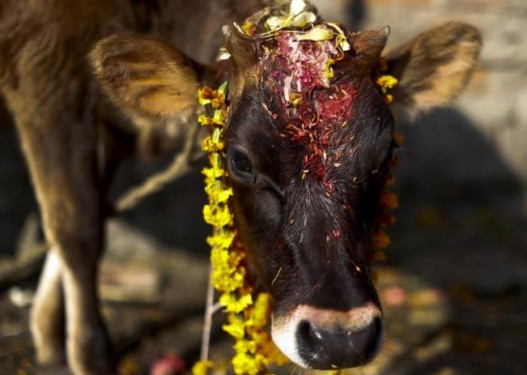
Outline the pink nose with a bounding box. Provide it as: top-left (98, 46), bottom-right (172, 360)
top-left (296, 316), bottom-right (382, 369)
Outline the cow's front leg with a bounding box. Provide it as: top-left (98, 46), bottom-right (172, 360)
top-left (21, 163), bottom-right (112, 374)
top-left (24, 173), bottom-right (112, 374)
top-left (33, 165), bottom-right (112, 375)
top-left (30, 249), bottom-right (65, 366)
top-left (29, 181), bottom-right (112, 375)
top-left (60, 237), bottom-right (112, 375)
top-left (12, 102), bottom-right (113, 374)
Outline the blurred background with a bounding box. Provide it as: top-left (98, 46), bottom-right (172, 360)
top-left (1, 0), bottom-right (526, 374)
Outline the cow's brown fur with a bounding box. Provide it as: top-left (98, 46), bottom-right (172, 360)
top-left (0, 1), bottom-right (262, 373)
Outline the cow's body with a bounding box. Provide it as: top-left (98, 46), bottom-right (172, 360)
top-left (0, 1), bottom-right (261, 373)
top-left (0, 1), bottom-right (481, 374)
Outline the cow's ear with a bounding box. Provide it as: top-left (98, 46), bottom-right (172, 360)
top-left (89, 33), bottom-right (202, 125)
top-left (384, 22), bottom-right (482, 117)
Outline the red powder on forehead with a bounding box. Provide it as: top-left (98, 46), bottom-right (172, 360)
top-left (287, 83), bottom-right (357, 193)
top-left (257, 32), bottom-right (357, 192)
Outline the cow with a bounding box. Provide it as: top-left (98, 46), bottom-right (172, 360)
top-left (0, 0), bottom-right (481, 373)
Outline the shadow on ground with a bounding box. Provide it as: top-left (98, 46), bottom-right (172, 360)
top-left (373, 107), bottom-right (527, 375)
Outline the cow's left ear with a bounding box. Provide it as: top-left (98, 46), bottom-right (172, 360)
top-left (90, 33), bottom-right (215, 157)
top-left (384, 21), bottom-right (482, 117)
top-left (90, 33), bottom-right (203, 125)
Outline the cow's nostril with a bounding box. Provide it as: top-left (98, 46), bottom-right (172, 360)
top-left (296, 317), bottom-right (383, 370)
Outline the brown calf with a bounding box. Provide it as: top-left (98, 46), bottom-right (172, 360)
top-left (0, 0), bottom-right (481, 373)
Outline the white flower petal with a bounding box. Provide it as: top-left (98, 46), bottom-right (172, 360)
top-left (290, 0), bottom-right (307, 17)
top-left (296, 26), bottom-right (334, 41)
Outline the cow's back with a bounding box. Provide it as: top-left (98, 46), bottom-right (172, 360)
top-left (0, 0), bottom-right (263, 103)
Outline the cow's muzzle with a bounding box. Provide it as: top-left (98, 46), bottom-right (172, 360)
top-left (272, 303), bottom-right (382, 369)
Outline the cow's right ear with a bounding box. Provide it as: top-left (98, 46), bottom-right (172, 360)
top-left (89, 33), bottom-right (202, 126)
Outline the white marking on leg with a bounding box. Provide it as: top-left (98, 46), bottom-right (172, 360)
top-left (30, 248), bottom-right (64, 364)
top-left (62, 261), bottom-right (110, 374)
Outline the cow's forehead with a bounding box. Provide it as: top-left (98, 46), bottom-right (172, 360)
top-left (224, 0), bottom-right (392, 193)
top-left (254, 27), bottom-right (359, 181)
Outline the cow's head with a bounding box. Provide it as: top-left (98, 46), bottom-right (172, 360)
top-left (90, 1), bottom-right (481, 370)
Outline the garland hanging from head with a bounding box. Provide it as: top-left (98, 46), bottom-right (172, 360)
top-left (372, 72), bottom-right (401, 265)
top-left (193, 82), bottom-right (287, 375)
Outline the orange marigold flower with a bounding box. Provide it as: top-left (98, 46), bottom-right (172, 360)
top-left (390, 154), bottom-right (400, 167)
top-left (372, 230), bottom-right (391, 249)
top-left (386, 173), bottom-right (397, 187)
top-left (377, 214), bottom-right (397, 226)
top-left (198, 86), bottom-right (215, 105)
top-left (393, 131), bottom-right (404, 146)
top-left (373, 250), bottom-right (387, 261)
top-left (198, 114), bottom-right (214, 126)
top-left (380, 192), bottom-right (399, 210)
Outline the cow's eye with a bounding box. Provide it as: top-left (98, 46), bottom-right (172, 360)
top-left (228, 148), bottom-right (254, 181)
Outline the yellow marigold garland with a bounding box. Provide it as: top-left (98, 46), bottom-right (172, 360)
top-left (377, 74), bottom-right (398, 104)
top-left (372, 74), bottom-right (400, 267)
top-left (193, 82), bottom-right (287, 375)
